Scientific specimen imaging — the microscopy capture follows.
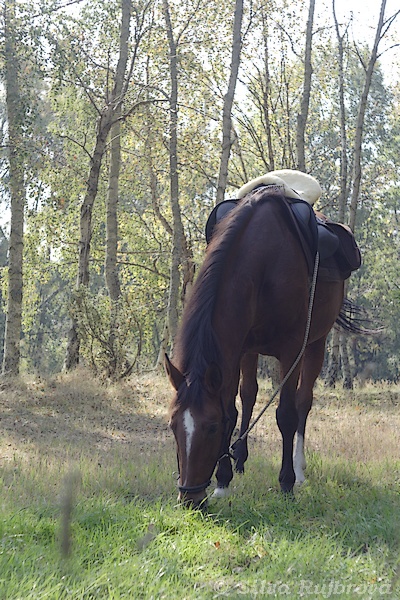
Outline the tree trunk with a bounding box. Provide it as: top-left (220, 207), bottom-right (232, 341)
top-left (261, 10), bottom-right (274, 171)
top-left (325, 328), bottom-right (340, 387)
top-left (340, 332), bottom-right (353, 389)
top-left (106, 117), bottom-right (123, 304)
top-left (162, 0), bottom-right (194, 350)
top-left (215, 0), bottom-right (243, 204)
top-left (2, 0), bottom-right (25, 377)
top-left (105, 0), bottom-right (130, 304)
top-left (296, 0), bottom-right (315, 172)
top-left (104, 0), bottom-right (131, 377)
top-left (64, 110), bottom-right (113, 371)
top-left (332, 0), bottom-right (349, 223)
top-left (348, 0), bottom-right (387, 232)
top-left (268, 356), bottom-right (281, 388)
top-left (64, 0), bottom-right (132, 371)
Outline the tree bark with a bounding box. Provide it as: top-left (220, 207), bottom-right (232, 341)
top-left (348, 0), bottom-right (387, 232)
top-left (215, 0), bottom-right (243, 204)
top-left (162, 0), bottom-right (194, 350)
top-left (332, 0), bottom-right (349, 223)
top-left (2, 0), bottom-right (25, 377)
top-left (104, 0), bottom-right (131, 377)
top-left (105, 0), bottom-right (130, 304)
top-left (340, 332), bottom-right (353, 389)
top-left (325, 329), bottom-right (340, 387)
top-left (326, 0), bottom-right (350, 387)
top-left (64, 110), bottom-right (114, 371)
top-left (296, 0), bottom-right (315, 172)
top-left (261, 9), bottom-right (274, 171)
top-left (64, 0), bottom-right (132, 371)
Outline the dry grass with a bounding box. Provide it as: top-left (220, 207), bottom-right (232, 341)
top-left (248, 379), bottom-right (400, 469)
top-left (0, 370), bottom-right (398, 491)
top-left (0, 369), bottom-right (176, 506)
top-left (0, 368), bottom-right (172, 461)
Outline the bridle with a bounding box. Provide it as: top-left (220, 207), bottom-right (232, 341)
top-left (178, 480), bottom-right (212, 495)
top-left (177, 251), bottom-right (320, 498)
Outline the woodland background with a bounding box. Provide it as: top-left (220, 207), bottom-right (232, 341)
top-left (0, 0), bottom-right (399, 385)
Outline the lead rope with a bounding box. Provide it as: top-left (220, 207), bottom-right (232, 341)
top-left (228, 250), bottom-right (320, 457)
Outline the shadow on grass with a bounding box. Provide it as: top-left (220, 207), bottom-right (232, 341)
top-left (0, 373), bottom-right (173, 465)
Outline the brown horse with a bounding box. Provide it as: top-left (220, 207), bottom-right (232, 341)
top-left (166, 186), bottom-right (346, 506)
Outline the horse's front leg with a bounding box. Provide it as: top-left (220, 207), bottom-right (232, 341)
top-left (232, 353), bottom-right (258, 474)
top-left (294, 337), bottom-right (327, 485)
top-left (213, 373), bottom-right (240, 498)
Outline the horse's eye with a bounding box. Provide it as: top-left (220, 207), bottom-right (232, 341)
top-left (206, 423), bottom-right (219, 436)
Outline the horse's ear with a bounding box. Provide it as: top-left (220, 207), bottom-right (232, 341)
top-left (204, 363), bottom-right (223, 394)
top-left (164, 354), bottom-right (185, 391)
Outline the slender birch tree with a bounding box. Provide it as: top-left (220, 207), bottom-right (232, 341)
top-left (160, 0), bottom-right (195, 354)
top-left (64, 0), bottom-right (148, 370)
top-left (104, 0), bottom-right (130, 377)
top-left (215, 0), bottom-right (244, 204)
top-left (2, 0), bottom-right (25, 376)
top-left (325, 0), bottom-right (349, 388)
top-left (296, 0), bottom-right (315, 172)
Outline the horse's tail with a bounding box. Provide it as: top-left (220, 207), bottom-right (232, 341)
top-left (335, 298), bottom-right (384, 336)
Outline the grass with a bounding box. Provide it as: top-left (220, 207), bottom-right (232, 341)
top-left (0, 372), bottom-right (399, 598)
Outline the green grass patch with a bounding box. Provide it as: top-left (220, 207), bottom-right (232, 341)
top-left (0, 376), bottom-right (399, 598)
top-left (1, 450), bottom-right (399, 599)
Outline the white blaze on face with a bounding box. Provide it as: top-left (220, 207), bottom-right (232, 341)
top-left (183, 408), bottom-right (195, 461)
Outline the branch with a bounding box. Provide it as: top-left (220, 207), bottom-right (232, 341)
top-left (274, 22), bottom-right (302, 59)
top-left (120, 98), bottom-right (169, 121)
top-left (57, 134), bottom-right (92, 160)
top-left (176, 0), bottom-right (203, 45)
top-left (377, 42), bottom-right (400, 60)
top-left (113, 261), bottom-right (169, 280)
top-left (31, 0), bottom-right (85, 19)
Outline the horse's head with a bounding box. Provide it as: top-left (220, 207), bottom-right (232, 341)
top-left (165, 354), bottom-right (224, 508)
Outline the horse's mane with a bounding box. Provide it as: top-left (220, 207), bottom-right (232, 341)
top-left (172, 187), bottom-right (277, 408)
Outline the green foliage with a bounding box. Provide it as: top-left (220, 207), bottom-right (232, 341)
top-left (69, 287), bottom-right (142, 378)
top-left (0, 0), bottom-right (399, 379)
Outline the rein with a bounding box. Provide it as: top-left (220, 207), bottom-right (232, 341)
top-left (224, 250), bottom-right (320, 461)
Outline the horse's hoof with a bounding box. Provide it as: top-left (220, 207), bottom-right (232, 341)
top-left (235, 463), bottom-right (245, 474)
top-left (280, 482), bottom-right (295, 495)
top-left (212, 486), bottom-right (231, 499)
top-left (294, 475), bottom-right (306, 487)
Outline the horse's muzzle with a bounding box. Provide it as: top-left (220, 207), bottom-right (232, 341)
top-left (178, 490), bottom-right (208, 509)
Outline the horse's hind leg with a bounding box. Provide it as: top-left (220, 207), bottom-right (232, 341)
top-left (294, 337), bottom-right (327, 485)
top-left (232, 353), bottom-right (258, 473)
top-left (276, 358), bottom-right (301, 493)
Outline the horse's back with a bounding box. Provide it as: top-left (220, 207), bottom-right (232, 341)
top-left (212, 192), bottom-right (311, 358)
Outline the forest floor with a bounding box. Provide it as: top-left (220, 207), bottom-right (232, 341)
top-left (0, 369), bottom-right (172, 469)
top-left (1, 370), bottom-right (400, 599)
top-left (1, 369), bottom-right (399, 479)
